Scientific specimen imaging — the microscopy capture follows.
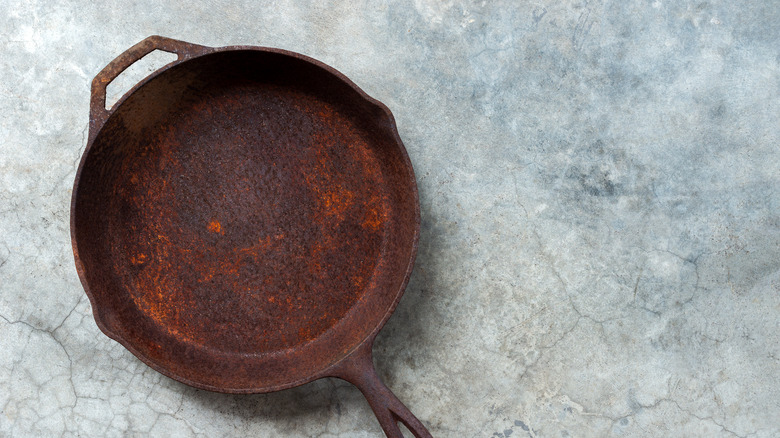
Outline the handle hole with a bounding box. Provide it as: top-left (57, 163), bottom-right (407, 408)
top-left (105, 49), bottom-right (178, 110)
top-left (398, 421), bottom-right (414, 438)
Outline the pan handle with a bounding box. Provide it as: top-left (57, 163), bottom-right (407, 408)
top-left (329, 341), bottom-right (433, 438)
top-left (89, 36), bottom-right (210, 135)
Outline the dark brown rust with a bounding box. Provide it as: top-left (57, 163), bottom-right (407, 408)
top-left (71, 36), bottom-right (431, 438)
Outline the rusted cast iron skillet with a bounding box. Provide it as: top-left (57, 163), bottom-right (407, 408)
top-left (71, 36), bottom-right (431, 437)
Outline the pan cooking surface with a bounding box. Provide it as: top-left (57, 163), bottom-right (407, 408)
top-left (110, 83), bottom-right (388, 353)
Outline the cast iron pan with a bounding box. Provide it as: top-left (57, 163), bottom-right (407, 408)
top-left (71, 36), bottom-right (431, 437)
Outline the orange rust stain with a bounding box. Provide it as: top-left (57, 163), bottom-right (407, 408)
top-left (350, 274), bottom-right (365, 287)
top-left (236, 234), bottom-right (284, 257)
top-left (362, 206), bottom-right (383, 230)
top-left (298, 326), bottom-right (313, 341)
top-left (207, 220), bottom-right (223, 234)
top-left (130, 253), bottom-right (147, 265)
top-left (320, 186), bottom-right (354, 219)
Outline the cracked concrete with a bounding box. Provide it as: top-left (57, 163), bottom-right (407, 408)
top-left (1, 0), bottom-right (779, 436)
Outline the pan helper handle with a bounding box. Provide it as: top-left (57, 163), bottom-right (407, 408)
top-left (88, 36), bottom-right (210, 141)
top-left (329, 340), bottom-right (433, 438)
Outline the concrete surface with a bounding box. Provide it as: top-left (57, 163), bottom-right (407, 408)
top-left (1, 0), bottom-right (779, 436)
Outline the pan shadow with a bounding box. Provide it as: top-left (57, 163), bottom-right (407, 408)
top-left (179, 172), bottom-right (443, 434)
top-left (180, 377), bottom-right (361, 433)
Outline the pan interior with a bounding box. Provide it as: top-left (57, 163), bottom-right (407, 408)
top-left (73, 51), bottom-right (417, 389)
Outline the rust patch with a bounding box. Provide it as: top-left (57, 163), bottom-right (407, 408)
top-left (207, 220), bottom-right (223, 234)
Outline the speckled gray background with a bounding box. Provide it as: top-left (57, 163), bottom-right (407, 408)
top-left (1, 1), bottom-right (779, 437)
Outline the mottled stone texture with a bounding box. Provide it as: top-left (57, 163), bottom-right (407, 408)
top-left (1, 1), bottom-right (778, 437)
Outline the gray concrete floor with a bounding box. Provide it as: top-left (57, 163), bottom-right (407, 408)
top-left (1, 1), bottom-right (779, 437)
